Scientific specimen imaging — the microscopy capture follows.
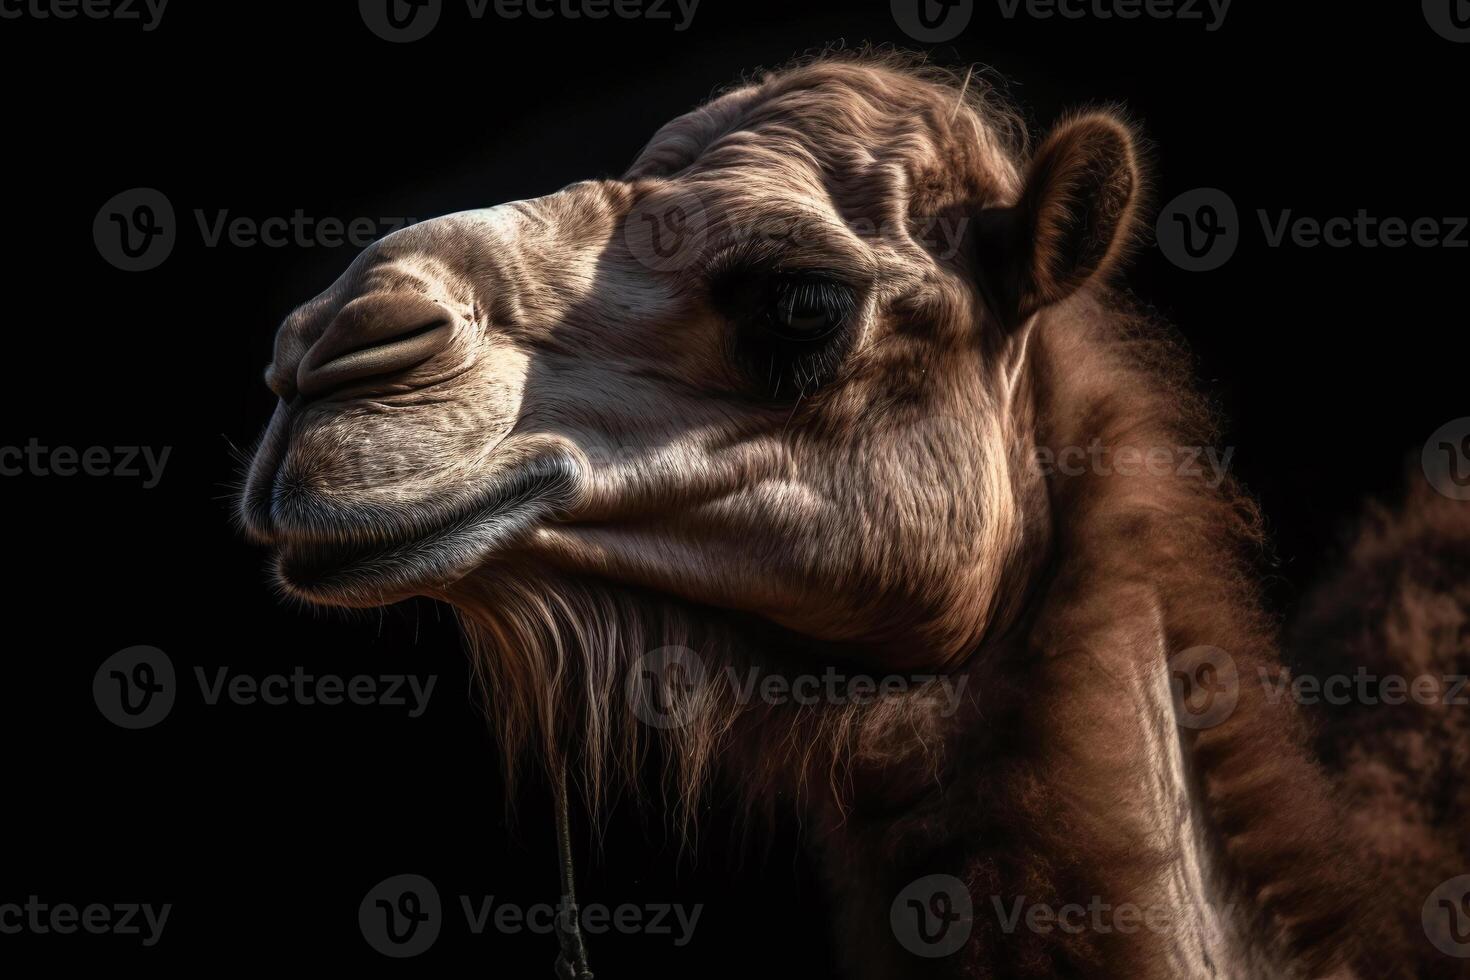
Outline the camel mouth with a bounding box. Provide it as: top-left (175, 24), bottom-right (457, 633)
top-left (266, 455), bottom-right (578, 606)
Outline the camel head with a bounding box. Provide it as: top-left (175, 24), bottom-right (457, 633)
top-left (240, 55), bottom-right (1141, 678)
top-left (230, 54), bottom-right (1470, 980)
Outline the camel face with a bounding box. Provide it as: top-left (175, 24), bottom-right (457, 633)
top-left (242, 59), bottom-right (1138, 668)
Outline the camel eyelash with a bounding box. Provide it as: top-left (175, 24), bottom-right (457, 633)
top-left (706, 248), bottom-right (860, 325)
top-left (708, 263), bottom-right (862, 400)
top-left (764, 274), bottom-right (858, 341)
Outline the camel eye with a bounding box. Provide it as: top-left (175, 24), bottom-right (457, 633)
top-left (767, 275), bottom-right (854, 341)
top-left (710, 263), bottom-right (860, 398)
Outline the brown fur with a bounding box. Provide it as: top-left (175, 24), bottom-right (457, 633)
top-left (1289, 481), bottom-right (1470, 978)
top-left (240, 49), bottom-right (1470, 977)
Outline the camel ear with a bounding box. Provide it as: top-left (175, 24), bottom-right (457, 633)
top-left (976, 111), bottom-right (1141, 326)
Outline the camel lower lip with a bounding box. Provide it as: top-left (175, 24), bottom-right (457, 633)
top-left (271, 457), bottom-right (576, 603)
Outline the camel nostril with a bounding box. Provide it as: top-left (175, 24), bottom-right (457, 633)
top-left (296, 318), bottom-right (455, 400)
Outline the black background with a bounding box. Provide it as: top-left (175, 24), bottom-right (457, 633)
top-left (3, 0), bottom-right (1465, 974)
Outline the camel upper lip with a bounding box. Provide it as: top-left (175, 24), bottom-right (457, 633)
top-left (262, 455), bottom-right (578, 600)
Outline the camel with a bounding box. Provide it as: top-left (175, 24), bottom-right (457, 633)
top-left (238, 51), bottom-right (1470, 978)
